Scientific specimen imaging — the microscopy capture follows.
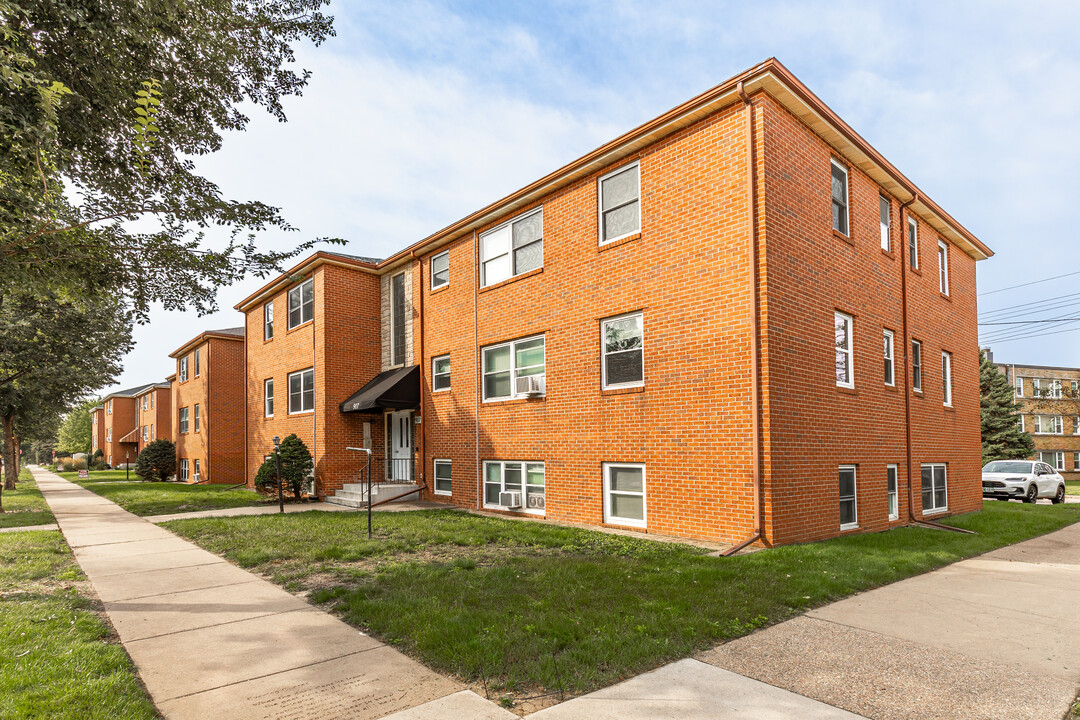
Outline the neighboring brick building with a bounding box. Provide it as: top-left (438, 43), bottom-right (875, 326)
top-left (995, 360), bottom-right (1080, 480)
top-left (169, 328), bottom-right (246, 484)
top-left (90, 404), bottom-right (105, 458)
top-left (98, 383), bottom-right (158, 467)
top-left (131, 383), bottom-right (171, 450)
top-left (237, 58), bottom-right (991, 546)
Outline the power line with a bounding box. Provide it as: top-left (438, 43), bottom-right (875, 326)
top-left (980, 292), bottom-right (1080, 319)
top-left (978, 270), bottom-right (1080, 297)
top-left (980, 318), bottom-right (1080, 344)
top-left (979, 318), bottom-right (1080, 325)
top-left (981, 325), bottom-right (1080, 344)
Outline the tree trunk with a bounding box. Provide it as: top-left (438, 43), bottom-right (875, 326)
top-left (2, 412), bottom-right (16, 493)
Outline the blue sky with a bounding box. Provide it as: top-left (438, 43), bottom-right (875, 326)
top-left (105, 0), bottom-right (1080, 393)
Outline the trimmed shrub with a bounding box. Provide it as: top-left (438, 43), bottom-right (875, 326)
top-left (134, 439), bottom-right (176, 482)
top-left (253, 434), bottom-right (313, 500)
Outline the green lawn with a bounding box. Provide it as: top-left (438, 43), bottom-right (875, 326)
top-left (1066, 480), bottom-right (1080, 496)
top-left (164, 501), bottom-right (1080, 705)
top-left (0, 530), bottom-right (158, 718)
top-left (58, 471), bottom-right (269, 516)
top-left (58, 470), bottom-right (134, 484)
top-left (0, 469), bottom-right (55, 529)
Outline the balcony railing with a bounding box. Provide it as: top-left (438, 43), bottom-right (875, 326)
top-left (384, 456), bottom-right (415, 483)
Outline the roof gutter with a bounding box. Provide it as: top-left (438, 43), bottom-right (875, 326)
top-left (723, 82), bottom-right (763, 556)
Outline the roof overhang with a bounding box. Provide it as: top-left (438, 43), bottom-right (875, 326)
top-left (169, 331), bottom-right (245, 359)
top-left (117, 427), bottom-right (140, 443)
top-left (340, 366), bottom-right (420, 413)
top-left (234, 252), bottom-right (380, 313)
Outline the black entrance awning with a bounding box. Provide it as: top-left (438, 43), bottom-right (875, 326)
top-left (339, 365), bottom-right (420, 413)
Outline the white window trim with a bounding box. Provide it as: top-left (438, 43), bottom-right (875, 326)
top-left (264, 378), bottom-right (274, 418)
top-left (830, 159), bottom-right (849, 236)
top-left (179, 407), bottom-right (189, 434)
top-left (432, 354), bottom-right (451, 393)
top-left (389, 271), bottom-right (408, 367)
top-left (179, 458), bottom-right (189, 482)
top-left (601, 311), bottom-right (644, 390)
top-left (287, 367), bottom-right (315, 415)
top-left (288, 277), bottom-right (314, 330)
top-left (264, 301), bottom-right (274, 340)
top-left (482, 334), bottom-right (545, 402)
top-left (433, 459), bottom-right (452, 496)
top-left (942, 351), bottom-right (953, 407)
top-left (194, 403), bottom-right (201, 432)
top-left (603, 462), bottom-right (647, 528)
top-left (922, 463), bottom-right (948, 514)
top-left (1015, 376), bottom-right (1023, 397)
top-left (194, 348), bottom-right (201, 378)
top-left (879, 196), bottom-right (891, 252)
top-left (430, 250), bottom-right (449, 290)
top-left (839, 464), bottom-right (858, 530)
top-left (598, 161), bottom-right (641, 245)
top-left (193, 459), bottom-right (201, 482)
top-left (908, 217), bottom-right (919, 270)
top-left (912, 339), bottom-right (923, 393)
top-left (887, 464), bottom-right (899, 521)
top-left (479, 207), bottom-right (544, 287)
top-left (883, 329), bottom-right (895, 387)
top-left (938, 240), bottom-right (949, 296)
top-left (179, 356), bottom-right (189, 382)
top-left (1032, 378), bottom-right (1041, 396)
top-left (835, 311), bottom-right (854, 389)
top-left (482, 460), bottom-right (545, 515)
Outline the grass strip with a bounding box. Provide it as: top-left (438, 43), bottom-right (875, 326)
top-left (58, 471), bottom-right (268, 516)
top-left (0, 469), bottom-right (55, 529)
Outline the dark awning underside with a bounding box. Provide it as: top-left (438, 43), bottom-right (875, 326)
top-left (339, 365), bottom-right (420, 413)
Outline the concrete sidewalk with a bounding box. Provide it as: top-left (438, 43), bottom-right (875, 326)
top-left (31, 466), bottom-right (514, 720)
top-left (701, 521), bottom-right (1080, 720)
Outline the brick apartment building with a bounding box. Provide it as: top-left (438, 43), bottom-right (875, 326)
top-left (90, 404), bottom-right (105, 458)
top-left (126, 383), bottom-right (171, 450)
top-left (995, 360), bottom-right (1080, 480)
top-left (169, 328), bottom-right (246, 484)
top-left (237, 58), bottom-right (991, 546)
top-left (95, 383), bottom-right (160, 467)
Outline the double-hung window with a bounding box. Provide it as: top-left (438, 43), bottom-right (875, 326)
top-left (390, 272), bottom-right (407, 366)
top-left (879, 196), bottom-right (891, 251)
top-left (142, 396), bottom-right (149, 411)
top-left (288, 277), bottom-right (314, 329)
top-left (288, 368), bottom-right (314, 414)
top-left (1032, 378), bottom-right (1042, 397)
top-left (179, 459), bottom-right (189, 482)
top-left (908, 217), bottom-right (919, 269)
top-left (1033, 415), bottom-right (1042, 434)
top-left (264, 379), bottom-right (274, 417)
top-left (831, 160), bottom-right (849, 235)
top-left (1075, 452), bottom-right (1080, 470)
top-left (604, 463), bottom-right (646, 528)
top-left (883, 329), bottom-right (895, 386)
top-left (921, 463), bottom-right (947, 513)
top-left (1050, 416), bottom-right (1064, 434)
top-left (431, 251), bottom-right (449, 289)
top-left (433, 459), bottom-right (452, 495)
top-left (839, 465), bottom-right (857, 529)
top-left (193, 459), bottom-right (201, 482)
top-left (194, 404), bottom-right (201, 432)
top-left (1049, 379), bottom-right (1063, 398)
top-left (480, 208), bottom-right (543, 287)
top-left (179, 407), bottom-right (189, 434)
top-left (194, 348), bottom-right (200, 377)
top-left (602, 312), bottom-right (644, 388)
top-left (599, 162), bottom-right (641, 243)
top-left (835, 312), bottom-right (854, 388)
top-left (887, 464), bottom-right (899, 521)
top-left (1074, 416), bottom-right (1080, 435)
top-left (938, 240), bottom-right (949, 295)
top-left (483, 461), bottom-right (545, 511)
top-left (912, 340), bottom-right (923, 392)
top-left (179, 357), bottom-right (189, 382)
top-left (1015, 376), bottom-right (1023, 396)
top-left (941, 351), bottom-right (953, 406)
top-left (1073, 380), bottom-right (1079, 397)
top-left (432, 355), bottom-right (450, 392)
top-left (482, 335), bottom-right (545, 401)
top-left (142, 426), bottom-right (149, 442)
top-left (264, 302), bottom-right (274, 340)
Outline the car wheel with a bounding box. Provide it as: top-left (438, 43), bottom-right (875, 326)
top-left (1052, 485), bottom-right (1066, 505)
top-left (1024, 483), bottom-right (1039, 504)
top-left (997, 496), bottom-right (1010, 501)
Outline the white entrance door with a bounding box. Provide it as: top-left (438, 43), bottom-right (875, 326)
top-left (388, 410), bottom-right (412, 482)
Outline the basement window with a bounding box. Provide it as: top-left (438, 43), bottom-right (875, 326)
top-left (921, 463), bottom-right (947, 513)
top-left (839, 465), bottom-right (857, 529)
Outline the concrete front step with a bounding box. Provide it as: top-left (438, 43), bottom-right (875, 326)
top-left (327, 482), bottom-right (420, 508)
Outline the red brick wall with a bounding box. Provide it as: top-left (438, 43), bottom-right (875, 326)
top-left (173, 337), bottom-right (245, 483)
top-left (758, 93), bottom-right (982, 545)
top-left (174, 345), bottom-right (209, 481)
top-left (102, 397), bottom-right (137, 466)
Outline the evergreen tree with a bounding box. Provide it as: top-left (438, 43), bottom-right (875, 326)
top-left (134, 439), bottom-right (176, 482)
top-left (981, 350), bottom-right (1034, 464)
top-left (254, 434), bottom-right (313, 499)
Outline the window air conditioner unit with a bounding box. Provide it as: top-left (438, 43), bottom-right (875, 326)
top-left (499, 491), bottom-right (522, 509)
top-left (515, 375), bottom-right (545, 396)
top-left (526, 494), bottom-right (545, 510)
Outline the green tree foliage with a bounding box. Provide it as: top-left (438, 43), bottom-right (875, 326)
top-left (254, 434), bottom-right (313, 499)
top-left (134, 438), bottom-right (176, 482)
top-left (0, 289), bottom-right (132, 499)
top-left (2, 0), bottom-right (340, 318)
top-left (981, 350), bottom-right (1034, 464)
top-left (56, 397), bottom-right (99, 455)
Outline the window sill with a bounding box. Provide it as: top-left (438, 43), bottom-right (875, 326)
top-left (939, 292), bottom-right (952, 302)
top-left (839, 523), bottom-right (859, 532)
top-left (913, 388), bottom-right (924, 396)
top-left (598, 232), bottom-right (642, 252)
top-left (263, 337), bottom-right (274, 344)
top-left (943, 404), bottom-right (955, 412)
top-left (880, 248), bottom-right (894, 259)
top-left (433, 489), bottom-right (452, 497)
top-left (601, 519), bottom-right (648, 531)
top-left (432, 388), bottom-right (451, 394)
top-left (482, 396), bottom-right (547, 406)
top-left (832, 229), bottom-right (854, 246)
top-left (884, 383), bottom-right (898, 392)
top-left (286, 319), bottom-right (313, 335)
top-left (909, 266), bottom-right (922, 277)
top-left (430, 283), bottom-right (450, 295)
top-left (835, 385), bottom-right (858, 396)
top-left (288, 410), bottom-right (315, 416)
top-left (479, 267), bottom-right (543, 294)
top-left (602, 385), bottom-right (645, 397)
top-left (482, 504), bottom-right (544, 516)
top-left (923, 507), bottom-right (948, 517)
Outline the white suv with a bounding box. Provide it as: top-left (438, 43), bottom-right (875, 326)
top-left (982, 460), bottom-right (1066, 504)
